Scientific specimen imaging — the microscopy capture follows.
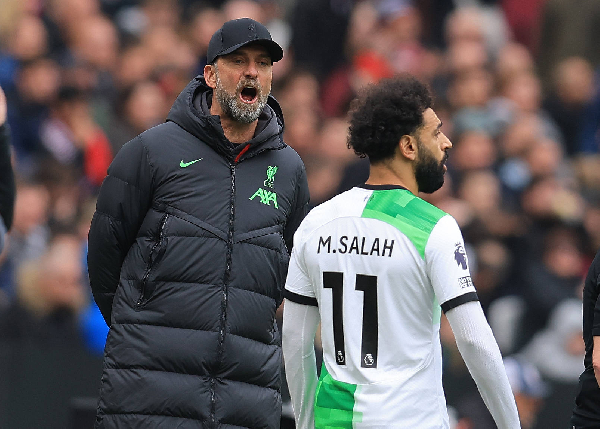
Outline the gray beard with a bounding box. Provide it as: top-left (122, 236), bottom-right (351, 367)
top-left (214, 73), bottom-right (268, 124)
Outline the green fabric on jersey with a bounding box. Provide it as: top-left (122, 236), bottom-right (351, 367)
top-left (314, 363), bottom-right (363, 428)
top-left (361, 189), bottom-right (446, 259)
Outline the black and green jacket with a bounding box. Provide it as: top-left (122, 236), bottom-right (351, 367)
top-left (88, 77), bottom-right (310, 429)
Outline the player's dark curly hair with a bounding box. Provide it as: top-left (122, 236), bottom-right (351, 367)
top-left (347, 76), bottom-right (433, 163)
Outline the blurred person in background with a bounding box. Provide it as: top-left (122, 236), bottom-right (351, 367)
top-left (87, 18), bottom-right (309, 428)
top-left (303, 118), bottom-right (358, 209)
top-left (223, 0), bottom-right (263, 22)
top-left (376, 0), bottom-right (429, 77)
top-left (0, 12), bottom-right (49, 91)
top-left (471, 239), bottom-right (513, 311)
top-left (0, 232), bottom-right (87, 345)
top-left (113, 42), bottom-right (154, 90)
top-left (320, 1), bottom-right (422, 119)
top-left (44, 0), bottom-right (103, 60)
top-left (6, 56), bottom-right (61, 172)
top-left (36, 159), bottom-right (88, 231)
top-left (280, 102), bottom-right (321, 161)
top-left (449, 130), bottom-right (497, 176)
top-left (537, 0), bottom-right (600, 89)
top-left (456, 169), bottom-right (524, 243)
top-left (140, 24), bottom-right (195, 74)
top-left (0, 179), bottom-right (50, 300)
top-left (543, 57), bottom-right (595, 157)
top-left (140, 0), bottom-right (181, 29)
top-left (517, 226), bottom-right (586, 351)
top-left (289, 0), bottom-right (352, 81)
top-left (275, 69), bottom-right (321, 116)
top-left (495, 42), bottom-right (536, 92)
top-left (579, 69), bottom-right (600, 154)
top-left (523, 298), bottom-right (584, 383)
top-left (444, 6), bottom-right (509, 61)
top-left (500, 0), bottom-right (545, 52)
top-left (40, 85), bottom-right (113, 188)
top-left (105, 79), bottom-right (169, 153)
top-left (496, 114), bottom-right (577, 210)
top-left (499, 70), bottom-right (563, 144)
top-left (186, 4), bottom-right (225, 76)
top-left (583, 197), bottom-right (600, 253)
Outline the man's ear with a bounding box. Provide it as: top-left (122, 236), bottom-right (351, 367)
top-left (204, 64), bottom-right (217, 89)
top-left (399, 135), bottom-right (417, 161)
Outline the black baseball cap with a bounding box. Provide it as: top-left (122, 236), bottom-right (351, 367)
top-left (207, 18), bottom-right (284, 64)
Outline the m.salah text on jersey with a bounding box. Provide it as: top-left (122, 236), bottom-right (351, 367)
top-left (317, 235), bottom-right (395, 257)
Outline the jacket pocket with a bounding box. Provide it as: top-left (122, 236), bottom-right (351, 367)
top-left (136, 213), bottom-right (169, 309)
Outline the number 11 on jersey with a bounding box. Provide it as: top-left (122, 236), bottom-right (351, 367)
top-left (323, 271), bottom-right (378, 368)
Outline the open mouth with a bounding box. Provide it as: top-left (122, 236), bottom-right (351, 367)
top-left (240, 86), bottom-right (258, 103)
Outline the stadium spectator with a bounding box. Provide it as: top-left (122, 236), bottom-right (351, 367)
top-left (543, 57), bottom-right (595, 156)
top-left (0, 233), bottom-right (87, 345)
top-left (537, 0), bottom-right (600, 88)
top-left (40, 86), bottom-right (112, 187)
top-left (0, 179), bottom-right (50, 298)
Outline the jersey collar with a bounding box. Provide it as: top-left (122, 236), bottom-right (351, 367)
top-left (358, 184), bottom-right (408, 191)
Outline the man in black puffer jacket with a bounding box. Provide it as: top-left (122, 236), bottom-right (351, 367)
top-left (87, 18), bottom-right (310, 429)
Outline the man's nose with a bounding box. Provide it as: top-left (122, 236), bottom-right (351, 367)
top-left (244, 62), bottom-right (258, 78)
top-left (442, 133), bottom-right (452, 149)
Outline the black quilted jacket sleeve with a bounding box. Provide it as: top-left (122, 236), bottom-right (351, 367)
top-left (87, 136), bottom-right (154, 325)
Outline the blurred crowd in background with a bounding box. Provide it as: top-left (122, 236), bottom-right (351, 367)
top-left (1, 0), bottom-right (600, 427)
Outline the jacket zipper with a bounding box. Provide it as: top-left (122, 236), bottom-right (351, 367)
top-left (211, 163), bottom-right (236, 427)
top-left (136, 213), bottom-right (169, 308)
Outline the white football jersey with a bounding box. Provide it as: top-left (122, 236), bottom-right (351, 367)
top-left (284, 185), bottom-right (478, 428)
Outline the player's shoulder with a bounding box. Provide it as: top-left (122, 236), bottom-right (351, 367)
top-left (410, 195), bottom-right (456, 236)
top-left (406, 194), bottom-right (448, 224)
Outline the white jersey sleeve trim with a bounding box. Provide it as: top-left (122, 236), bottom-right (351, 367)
top-left (284, 289), bottom-right (318, 306)
top-left (440, 291), bottom-right (479, 313)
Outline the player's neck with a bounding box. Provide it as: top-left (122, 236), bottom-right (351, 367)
top-left (366, 159), bottom-right (417, 194)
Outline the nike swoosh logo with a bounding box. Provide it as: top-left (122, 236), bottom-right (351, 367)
top-left (180, 158), bottom-right (203, 168)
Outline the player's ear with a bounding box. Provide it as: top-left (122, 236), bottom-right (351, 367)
top-left (204, 63), bottom-right (217, 89)
top-left (398, 134), bottom-right (417, 161)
